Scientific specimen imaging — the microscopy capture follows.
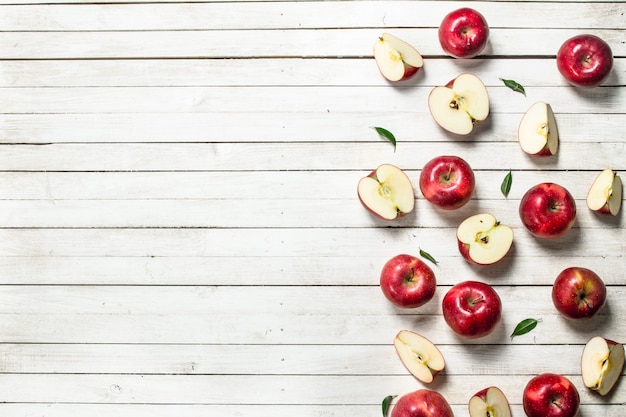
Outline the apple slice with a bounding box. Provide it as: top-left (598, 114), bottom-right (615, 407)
top-left (394, 330), bottom-right (445, 384)
top-left (357, 164), bottom-right (415, 220)
top-left (581, 336), bottom-right (625, 396)
top-left (457, 213), bottom-right (513, 265)
top-left (469, 386), bottom-right (512, 417)
top-left (518, 101), bottom-right (559, 157)
top-left (428, 73), bottom-right (489, 135)
top-left (586, 169), bottom-right (622, 216)
top-left (374, 33), bottom-right (424, 82)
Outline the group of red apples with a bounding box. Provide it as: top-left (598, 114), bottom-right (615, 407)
top-left (358, 7), bottom-right (624, 417)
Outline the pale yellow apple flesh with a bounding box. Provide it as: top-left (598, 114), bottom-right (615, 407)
top-left (518, 101), bottom-right (559, 156)
top-left (457, 213), bottom-right (513, 265)
top-left (581, 336), bottom-right (625, 396)
top-left (357, 164), bottom-right (415, 220)
top-left (373, 33), bottom-right (423, 82)
top-left (468, 386), bottom-right (512, 417)
top-left (394, 330), bottom-right (445, 384)
top-left (586, 169), bottom-right (622, 216)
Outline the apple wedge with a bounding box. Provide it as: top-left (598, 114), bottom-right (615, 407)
top-left (457, 213), bottom-right (513, 265)
top-left (586, 169), bottom-right (622, 216)
top-left (357, 164), bottom-right (415, 220)
top-left (469, 386), bottom-right (512, 417)
top-left (518, 101), bottom-right (559, 157)
top-left (394, 330), bottom-right (445, 384)
top-left (428, 73), bottom-right (489, 135)
top-left (581, 336), bottom-right (625, 396)
top-left (374, 33), bottom-right (424, 82)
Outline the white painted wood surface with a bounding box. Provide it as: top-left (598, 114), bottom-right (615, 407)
top-left (0, 0), bottom-right (624, 416)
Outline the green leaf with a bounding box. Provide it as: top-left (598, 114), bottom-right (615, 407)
top-left (382, 395), bottom-right (397, 417)
top-left (373, 126), bottom-right (397, 151)
top-left (501, 170), bottom-right (513, 197)
top-left (510, 318), bottom-right (540, 340)
top-left (500, 78), bottom-right (526, 96)
top-left (419, 248), bottom-right (438, 265)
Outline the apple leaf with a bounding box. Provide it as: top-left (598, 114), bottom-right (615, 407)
top-left (500, 78), bottom-right (526, 96)
top-left (510, 318), bottom-right (540, 340)
top-left (419, 248), bottom-right (438, 265)
top-left (373, 126), bottom-right (397, 151)
top-left (382, 395), bottom-right (397, 417)
top-left (501, 170), bottom-right (513, 197)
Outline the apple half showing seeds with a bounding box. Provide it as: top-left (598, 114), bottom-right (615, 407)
top-left (581, 336), bottom-right (625, 396)
top-left (457, 213), bottom-right (513, 265)
top-left (428, 73), bottom-right (489, 135)
top-left (374, 33), bottom-right (424, 82)
top-left (468, 386), bottom-right (512, 417)
top-left (586, 169), bottom-right (622, 216)
top-left (518, 101), bottom-right (559, 157)
top-left (394, 330), bottom-right (445, 384)
top-left (357, 164), bottom-right (415, 220)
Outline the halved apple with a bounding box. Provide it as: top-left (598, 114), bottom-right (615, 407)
top-left (581, 336), bottom-right (625, 396)
top-left (469, 386), bottom-right (512, 417)
top-left (457, 213), bottom-right (513, 265)
top-left (394, 330), bottom-right (445, 384)
top-left (586, 169), bottom-right (622, 216)
top-left (374, 33), bottom-right (424, 82)
top-left (357, 164), bottom-right (415, 220)
top-left (428, 73), bottom-right (489, 135)
top-left (518, 101), bottom-right (559, 157)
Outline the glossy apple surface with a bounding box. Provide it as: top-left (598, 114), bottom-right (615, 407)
top-left (519, 182), bottom-right (576, 238)
top-left (380, 254), bottom-right (436, 308)
top-left (442, 280), bottom-right (501, 338)
top-left (552, 267), bottom-right (606, 320)
top-left (438, 7), bottom-right (489, 59)
top-left (557, 34), bottom-right (613, 87)
top-left (391, 389), bottom-right (454, 417)
top-left (419, 155), bottom-right (475, 210)
top-left (523, 373), bottom-right (580, 417)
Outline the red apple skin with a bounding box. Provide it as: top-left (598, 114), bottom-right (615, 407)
top-left (391, 389), bottom-right (454, 417)
top-left (438, 8), bottom-right (489, 59)
top-left (519, 183), bottom-right (576, 239)
top-left (380, 254), bottom-right (437, 308)
top-left (419, 155), bottom-right (475, 210)
top-left (552, 267), bottom-right (606, 320)
top-left (557, 34), bottom-right (613, 88)
top-left (442, 280), bottom-right (502, 338)
top-left (523, 373), bottom-right (580, 417)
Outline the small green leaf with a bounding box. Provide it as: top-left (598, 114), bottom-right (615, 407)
top-left (382, 395), bottom-right (397, 417)
top-left (510, 318), bottom-right (540, 340)
top-left (500, 78), bottom-right (526, 96)
top-left (373, 126), bottom-right (397, 151)
top-left (501, 170), bottom-right (513, 197)
top-left (419, 248), bottom-right (438, 265)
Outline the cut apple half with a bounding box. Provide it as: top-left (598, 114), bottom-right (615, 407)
top-left (581, 336), bottom-right (625, 396)
top-left (586, 169), bottom-right (622, 216)
top-left (468, 386), bottom-right (512, 417)
top-left (357, 164), bottom-right (415, 220)
top-left (457, 213), bottom-right (513, 265)
top-left (518, 101), bottom-right (559, 157)
top-left (374, 33), bottom-right (424, 82)
top-left (394, 330), bottom-right (445, 384)
top-left (428, 73), bottom-right (489, 135)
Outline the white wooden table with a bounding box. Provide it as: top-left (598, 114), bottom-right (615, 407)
top-left (0, 0), bottom-right (624, 415)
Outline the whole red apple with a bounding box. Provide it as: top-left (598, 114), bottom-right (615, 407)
top-left (419, 155), bottom-right (475, 210)
top-left (438, 8), bottom-right (489, 59)
top-left (523, 373), bottom-right (580, 417)
top-left (391, 389), bottom-right (454, 417)
top-left (380, 254), bottom-right (436, 308)
top-left (441, 280), bottom-right (501, 338)
top-left (552, 267), bottom-right (606, 320)
top-left (557, 34), bottom-right (613, 88)
top-left (519, 182), bottom-right (576, 239)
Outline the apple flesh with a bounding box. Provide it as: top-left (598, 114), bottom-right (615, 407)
top-left (394, 330), bottom-right (445, 384)
top-left (457, 213), bottom-right (513, 266)
top-left (522, 373), bottom-right (580, 417)
top-left (469, 386), bottom-right (512, 417)
top-left (438, 7), bottom-right (489, 59)
top-left (428, 73), bottom-right (489, 135)
top-left (419, 155), bottom-right (475, 210)
top-left (557, 34), bottom-right (614, 88)
top-left (391, 389), bottom-right (454, 417)
top-left (379, 254), bottom-right (437, 308)
top-left (519, 182), bottom-right (576, 239)
top-left (374, 33), bottom-right (424, 82)
top-left (518, 101), bottom-right (559, 157)
top-left (357, 164), bottom-right (415, 220)
top-left (552, 267), bottom-right (606, 320)
top-left (586, 169), bottom-right (622, 216)
top-left (581, 336), bottom-right (625, 396)
top-left (442, 280), bottom-right (502, 339)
